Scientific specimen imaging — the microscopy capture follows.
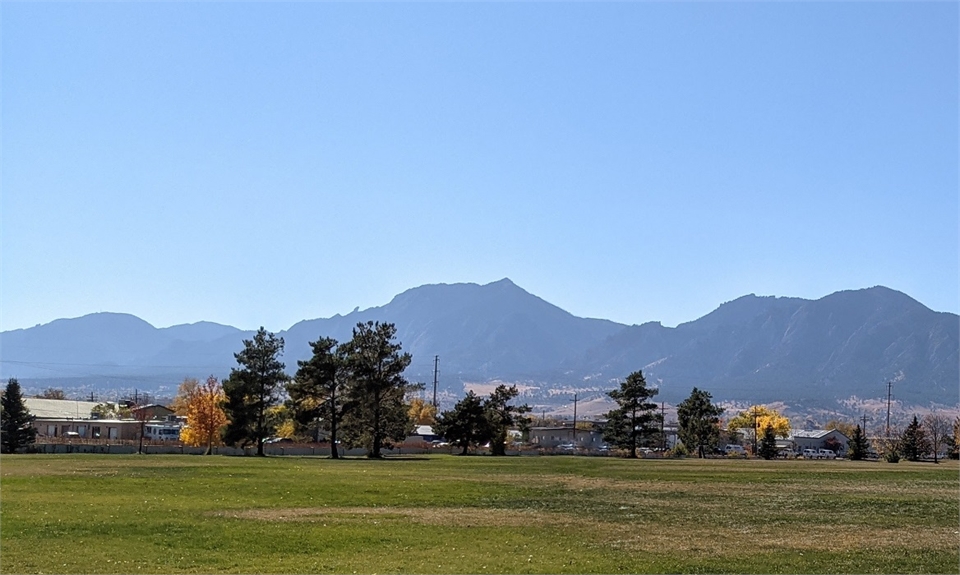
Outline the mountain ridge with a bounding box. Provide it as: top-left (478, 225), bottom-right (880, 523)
top-left (1, 281), bottom-right (956, 411)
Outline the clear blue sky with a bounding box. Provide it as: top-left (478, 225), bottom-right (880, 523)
top-left (2, 2), bottom-right (957, 332)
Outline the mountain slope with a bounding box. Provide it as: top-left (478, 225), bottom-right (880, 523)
top-left (1, 282), bottom-right (955, 408)
top-left (575, 287), bottom-right (958, 405)
top-left (281, 278), bottom-right (624, 381)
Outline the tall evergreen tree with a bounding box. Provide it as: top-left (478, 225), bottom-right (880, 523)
top-left (221, 328), bottom-right (288, 456)
top-left (287, 336), bottom-right (347, 458)
top-left (602, 370), bottom-right (660, 458)
top-left (484, 385), bottom-right (530, 456)
top-left (848, 424), bottom-right (870, 460)
top-left (758, 426), bottom-right (778, 459)
top-left (339, 322), bottom-right (413, 458)
top-left (434, 391), bottom-right (490, 455)
top-left (1, 378), bottom-right (37, 453)
top-left (676, 387), bottom-right (723, 458)
top-left (899, 415), bottom-right (930, 462)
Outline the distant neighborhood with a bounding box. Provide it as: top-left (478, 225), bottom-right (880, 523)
top-left (4, 328), bottom-right (956, 462)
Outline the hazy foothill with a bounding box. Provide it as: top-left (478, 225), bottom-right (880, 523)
top-left (2, 280), bottom-right (957, 421)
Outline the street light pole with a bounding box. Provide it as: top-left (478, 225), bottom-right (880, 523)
top-left (572, 393), bottom-right (578, 447)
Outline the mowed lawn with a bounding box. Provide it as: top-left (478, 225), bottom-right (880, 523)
top-left (1, 454), bottom-right (957, 574)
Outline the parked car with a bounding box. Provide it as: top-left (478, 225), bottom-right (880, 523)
top-left (817, 448), bottom-right (837, 459)
top-left (264, 437), bottom-right (293, 444)
top-left (557, 443), bottom-right (576, 452)
top-left (802, 448), bottom-right (819, 459)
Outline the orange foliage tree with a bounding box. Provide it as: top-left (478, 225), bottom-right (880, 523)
top-left (170, 378), bottom-right (199, 416)
top-left (408, 397), bottom-right (437, 426)
top-left (179, 376), bottom-right (228, 455)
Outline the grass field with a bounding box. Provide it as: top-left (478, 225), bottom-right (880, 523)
top-left (1, 454), bottom-right (957, 574)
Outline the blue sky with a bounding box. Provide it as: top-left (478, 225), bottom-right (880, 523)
top-left (2, 2), bottom-right (957, 332)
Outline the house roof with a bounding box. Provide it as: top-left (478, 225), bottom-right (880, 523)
top-left (24, 398), bottom-right (101, 420)
top-left (789, 429), bottom-right (849, 441)
top-left (132, 404), bottom-right (174, 414)
top-left (414, 425), bottom-right (435, 436)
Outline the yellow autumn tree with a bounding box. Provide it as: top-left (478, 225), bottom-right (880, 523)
top-left (179, 376), bottom-right (228, 455)
top-left (170, 378), bottom-right (199, 416)
top-left (408, 397), bottom-right (437, 425)
top-left (727, 405), bottom-right (791, 449)
top-left (267, 405), bottom-right (297, 439)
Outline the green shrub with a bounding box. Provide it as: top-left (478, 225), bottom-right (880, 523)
top-left (669, 443), bottom-right (688, 458)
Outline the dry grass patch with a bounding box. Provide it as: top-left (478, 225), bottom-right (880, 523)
top-left (213, 505), bottom-right (585, 529)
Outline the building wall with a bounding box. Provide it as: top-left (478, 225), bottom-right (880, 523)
top-left (790, 430), bottom-right (849, 454)
top-left (33, 419), bottom-right (141, 441)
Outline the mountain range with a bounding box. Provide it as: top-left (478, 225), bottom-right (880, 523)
top-left (2, 279), bottom-right (957, 413)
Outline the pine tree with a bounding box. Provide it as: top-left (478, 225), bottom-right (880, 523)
top-left (1, 378), bottom-right (38, 453)
top-left (221, 328), bottom-right (288, 456)
top-left (339, 322), bottom-right (413, 458)
top-left (484, 385), bottom-right (530, 456)
top-left (287, 336), bottom-right (347, 458)
top-left (849, 424), bottom-right (870, 460)
top-left (676, 387), bottom-right (723, 458)
top-left (602, 371), bottom-right (659, 458)
top-left (899, 415), bottom-right (930, 462)
top-left (758, 426), bottom-right (778, 459)
top-left (434, 391), bottom-right (490, 455)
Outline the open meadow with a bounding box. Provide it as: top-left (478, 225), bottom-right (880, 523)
top-left (1, 454), bottom-right (957, 574)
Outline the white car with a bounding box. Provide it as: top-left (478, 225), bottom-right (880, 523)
top-left (817, 449), bottom-right (837, 459)
top-left (802, 448), bottom-right (819, 459)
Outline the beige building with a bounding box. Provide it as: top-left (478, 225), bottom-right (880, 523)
top-left (25, 398), bottom-right (158, 441)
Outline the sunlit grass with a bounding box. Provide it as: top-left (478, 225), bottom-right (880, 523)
top-left (1, 454), bottom-right (957, 573)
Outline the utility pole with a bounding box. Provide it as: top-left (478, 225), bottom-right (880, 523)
top-left (886, 381), bottom-right (893, 438)
top-left (861, 414), bottom-right (870, 436)
top-left (572, 393), bottom-right (578, 446)
top-left (752, 407), bottom-right (759, 457)
top-left (660, 402), bottom-right (666, 451)
top-left (432, 356), bottom-right (439, 408)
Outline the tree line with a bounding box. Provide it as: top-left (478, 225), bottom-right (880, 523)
top-left (2, 337), bottom-right (958, 462)
top-left (211, 321), bottom-right (421, 458)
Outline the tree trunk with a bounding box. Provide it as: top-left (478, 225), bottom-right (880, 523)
top-left (329, 404), bottom-right (340, 460)
top-left (460, 443), bottom-right (469, 456)
top-left (329, 413), bottom-right (339, 459)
